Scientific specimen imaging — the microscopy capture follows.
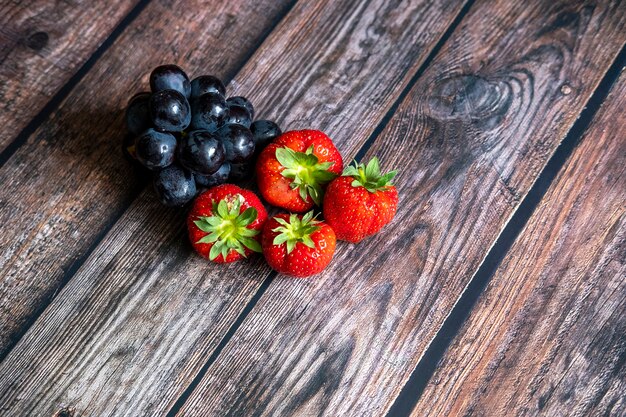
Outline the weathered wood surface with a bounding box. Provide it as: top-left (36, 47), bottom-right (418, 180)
top-left (0, 0), bottom-right (294, 358)
top-left (412, 72), bottom-right (626, 417)
top-left (0, 0), bottom-right (141, 153)
top-left (0, 0), bottom-right (470, 415)
top-left (172, 1), bottom-right (626, 416)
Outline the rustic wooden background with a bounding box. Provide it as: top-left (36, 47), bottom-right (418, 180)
top-left (0, 0), bottom-right (624, 416)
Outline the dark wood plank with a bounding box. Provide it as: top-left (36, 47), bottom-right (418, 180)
top-left (0, 0), bottom-right (293, 357)
top-left (0, 0), bottom-right (469, 415)
top-left (0, 0), bottom-right (141, 152)
top-left (412, 72), bottom-right (626, 417)
top-left (169, 1), bottom-right (626, 416)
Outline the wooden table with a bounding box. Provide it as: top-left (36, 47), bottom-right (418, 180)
top-left (0, 1), bottom-right (624, 416)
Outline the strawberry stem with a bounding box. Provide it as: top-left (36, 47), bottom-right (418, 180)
top-left (272, 211), bottom-right (320, 254)
top-left (276, 146), bottom-right (337, 205)
top-left (342, 157), bottom-right (397, 193)
top-left (193, 195), bottom-right (261, 261)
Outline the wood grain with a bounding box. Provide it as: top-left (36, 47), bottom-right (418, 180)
top-left (0, 0), bottom-right (469, 415)
top-left (0, 0), bottom-right (293, 358)
top-left (412, 72), bottom-right (626, 417)
top-left (0, 0), bottom-right (141, 153)
top-left (171, 1), bottom-right (626, 416)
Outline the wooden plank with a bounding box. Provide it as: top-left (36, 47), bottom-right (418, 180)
top-left (0, 0), bottom-right (469, 415)
top-left (170, 1), bottom-right (626, 416)
top-left (0, 0), bottom-right (294, 357)
top-left (412, 72), bottom-right (626, 417)
top-left (0, 0), bottom-right (141, 153)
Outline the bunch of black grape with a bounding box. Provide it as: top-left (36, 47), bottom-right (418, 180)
top-left (123, 64), bottom-right (281, 207)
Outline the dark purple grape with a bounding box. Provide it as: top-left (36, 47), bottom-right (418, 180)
top-left (153, 164), bottom-right (196, 207)
top-left (177, 130), bottom-right (225, 175)
top-left (227, 96), bottom-right (254, 119)
top-left (191, 75), bottom-right (225, 98)
top-left (150, 64), bottom-right (191, 98)
top-left (216, 124), bottom-right (255, 163)
top-left (134, 128), bottom-right (177, 170)
top-left (149, 89), bottom-right (191, 132)
top-left (228, 162), bottom-right (253, 182)
top-left (195, 162), bottom-right (230, 188)
top-left (250, 120), bottom-right (281, 151)
top-left (190, 93), bottom-right (228, 131)
top-left (125, 92), bottom-right (151, 136)
top-left (224, 105), bottom-right (252, 128)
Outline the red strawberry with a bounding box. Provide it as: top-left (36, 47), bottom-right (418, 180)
top-left (187, 184), bottom-right (267, 263)
top-left (262, 211), bottom-right (336, 277)
top-left (323, 157), bottom-right (398, 243)
top-left (256, 130), bottom-right (343, 212)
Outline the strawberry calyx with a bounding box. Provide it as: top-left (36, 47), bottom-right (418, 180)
top-left (272, 211), bottom-right (320, 254)
top-left (342, 157), bottom-right (397, 193)
top-left (276, 146), bottom-right (337, 205)
top-left (193, 194), bottom-right (262, 261)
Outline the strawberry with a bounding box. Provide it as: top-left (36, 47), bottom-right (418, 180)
top-left (262, 211), bottom-right (336, 277)
top-left (187, 184), bottom-right (267, 263)
top-left (256, 130), bottom-right (343, 212)
top-left (323, 157), bottom-right (398, 243)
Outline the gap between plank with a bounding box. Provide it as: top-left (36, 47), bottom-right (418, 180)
top-left (354, 0), bottom-right (476, 163)
top-left (0, 0), bottom-right (153, 169)
top-left (0, 0), bottom-right (299, 365)
top-left (0, 0), bottom-right (153, 361)
top-left (0, 185), bottom-right (144, 364)
top-left (385, 42), bottom-right (626, 417)
top-left (164, 272), bottom-right (277, 417)
top-left (163, 2), bottom-right (476, 415)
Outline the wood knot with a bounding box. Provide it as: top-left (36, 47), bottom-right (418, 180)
top-left (426, 74), bottom-right (512, 130)
top-left (26, 31), bottom-right (49, 51)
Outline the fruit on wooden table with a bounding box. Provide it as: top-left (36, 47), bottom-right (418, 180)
top-left (217, 124), bottom-right (255, 164)
top-left (149, 89), bottom-right (191, 132)
top-left (153, 164), bottom-right (197, 207)
top-left (224, 104), bottom-right (252, 128)
top-left (191, 74), bottom-right (226, 98)
top-left (187, 184), bottom-right (267, 263)
top-left (122, 66), bottom-right (399, 270)
top-left (125, 92), bottom-right (151, 136)
top-left (255, 129), bottom-right (343, 212)
top-left (134, 128), bottom-right (177, 170)
top-left (190, 92), bottom-right (228, 131)
top-left (150, 64), bottom-right (191, 98)
top-left (122, 64), bottom-right (281, 207)
top-left (250, 120), bottom-right (281, 152)
top-left (261, 211), bottom-right (336, 277)
top-left (323, 157), bottom-right (398, 243)
top-left (227, 96), bottom-right (254, 119)
top-left (177, 130), bottom-right (226, 175)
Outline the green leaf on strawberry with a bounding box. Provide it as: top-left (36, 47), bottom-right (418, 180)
top-left (342, 157), bottom-right (397, 193)
top-left (271, 210), bottom-right (321, 254)
top-left (276, 146), bottom-right (337, 205)
top-left (193, 195), bottom-right (262, 261)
